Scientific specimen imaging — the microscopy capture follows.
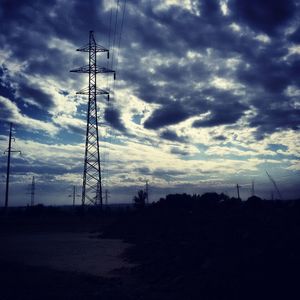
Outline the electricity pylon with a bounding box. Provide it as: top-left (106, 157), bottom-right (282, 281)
top-left (236, 184), bottom-right (241, 200)
top-left (105, 189), bottom-right (110, 206)
top-left (26, 176), bottom-right (35, 206)
top-left (68, 185), bottom-right (80, 207)
top-left (251, 180), bottom-right (255, 196)
top-left (145, 180), bottom-right (149, 205)
top-left (70, 31), bottom-right (115, 207)
top-left (4, 123), bottom-right (21, 209)
top-left (30, 176), bottom-right (35, 206)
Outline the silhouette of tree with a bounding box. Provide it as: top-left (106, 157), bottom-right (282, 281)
top-left (133, 190), bottom-right (147, 209)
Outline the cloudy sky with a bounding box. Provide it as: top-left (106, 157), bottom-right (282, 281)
top-left (0, 0), bottom-right (300, 206)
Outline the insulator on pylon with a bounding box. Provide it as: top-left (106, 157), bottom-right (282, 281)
top-left (107, 51), bottom-right (109, 59)
top-left (114, 72), bottom-right (116, 80)
top-left (107, 94), bottom-right (110, 102)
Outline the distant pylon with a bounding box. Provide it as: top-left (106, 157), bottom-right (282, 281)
top-left (145, 180), bottom-right (149, 205)
top-left (105, 189), bottom-right (110, 206)
top-left (69, 185), bottom-right (80, 207)
top-left (251, 180), bottom-right (255, 197)
top-left (30, 176), bottom-right (35, 206)
top-left (4, 123), bottom-right (21, 209)
top-left (236, 184), bottom-right (241, 200)
top-left (70, 31), bottom-right (115, 207)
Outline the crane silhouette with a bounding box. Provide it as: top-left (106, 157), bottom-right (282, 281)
top-left (266, 171), bottom-right (282, 200)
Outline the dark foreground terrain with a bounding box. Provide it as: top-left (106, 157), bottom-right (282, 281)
top-left (104, 194), bottom-right (300, 300)
top-left (0, 207), bottom-right (135, 300)
top-left (1, 194), bottom-right (300, 300)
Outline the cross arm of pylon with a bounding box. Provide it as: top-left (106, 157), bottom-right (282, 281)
top-left (76, 43), bottom-right (110, 55)
top-left (76, 87), bottom-right (109, 95)
top-left (4, 149), bottom-right (21, 154)
top-left (70, 65), bottom-right (116, 78)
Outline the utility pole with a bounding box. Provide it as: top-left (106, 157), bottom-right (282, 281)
top-left (70, 31), bottom-right (115, 208)
top-left (68, 185), bottom-right (80, 207)
top-left (145, 180), bottom-right (149, 205)
top-left (4, 123), bottom-right (21, 209)
top-left (72, 185), bottom-right (76, 207)
top-left (236, 184), bottom-right (241, 200)
top-left (30, 176), bottom-right (35, 206)
top-left (251, 180), bottom-right (255, 197)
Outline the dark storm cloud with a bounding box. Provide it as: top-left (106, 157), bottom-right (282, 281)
top-left (193, 101), bottom-right (248, 128)
top-left (0, 0), bottom-right (110, 110)
top-left (65, 124), bottom-right (85, 135)
top-left (153, 168), bottom-right (185, 178)
top-left (235, 43), bottom-right (300, 94)
top-left (229, 0), bottom-right (296, 36)
top-left (0, 0), bottom-right (299, 140)
top-left (104, 106), bottom-right (127, 132)
top-left (267, 143), bottom-right (288, 152)
top-left (141, 84), bottom-right (248, 130)
top-left (289, 26), bottom-right (300, 43)
top-left (249, 99), bottom-right (300, 139)
top-left (0, 162), bottom-right (82, 176)
top-left (0, 0), bottom-right (109, 46)
top-left (160, 129), bottom-right (187, 143)
top-left (18, 82), bottom-right (54, 109)
top-left (213, 135), bottom-right (227, 141)
top-left (170, 147), bottom-right (190, 156)
top-left (238, 47), bottom-right (300, 137)
top-left (135, 166), bottom-right (151, 175)
top-left (0, 68), bottom-right (15, 99)
top-left (140, 1), bottom-right (252, 56)
top-left (126, 0), bottom-right (299, 138)
top-left (144, 102), bottom-right (190, 129)
top-left (26, 48), bottom-right (75, 79)
top-left (132, 80), bottom-right (171, 104)
top-left (119, 4), bottom-right (249, 131)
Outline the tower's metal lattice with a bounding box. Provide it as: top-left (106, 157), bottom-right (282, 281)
top-left (71, 31), bottom-right (115, 207)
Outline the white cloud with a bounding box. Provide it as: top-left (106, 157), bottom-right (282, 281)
top-left (211, 76), bottom-right (242, 90)
top-left (255, 34), bottom-right (271, 43)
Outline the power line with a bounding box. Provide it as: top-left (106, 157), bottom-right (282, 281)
top-left (102, 0), bottom-right (127, 194)
top-left (107, 6), bottom-right (113, 51)
top-left (112, 0), bottom-right (127, 93)
top-left (111, 0), bottom-right (120, 69)
top-left (106, 5), bottom-right (113, 88)
top-left (114, 0), bottom-right (127, 72)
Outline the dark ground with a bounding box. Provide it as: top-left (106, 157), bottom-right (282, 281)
top-left (0, 207), bottom-right (135, 300)
top-left (1, 195), bottom-right (300, 300)
top-left (0, 261), bottom-right (131, 300)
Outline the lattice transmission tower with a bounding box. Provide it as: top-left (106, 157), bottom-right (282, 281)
top-left (30, 176), bottom-right (35, 206)
top-left (70, 31), bottom-right (115, 207)
top-left (4, 123), bottom-right (21, 209)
